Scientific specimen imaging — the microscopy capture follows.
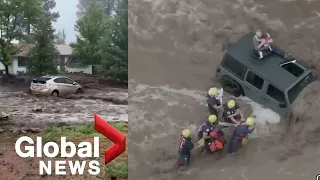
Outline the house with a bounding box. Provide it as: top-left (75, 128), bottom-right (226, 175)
top-left (0, 44), bottom-right (92, 75)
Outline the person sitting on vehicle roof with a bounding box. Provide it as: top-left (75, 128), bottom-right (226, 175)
top-left (206, 87), bottom-right (223, 116)
top-left (253, 29), bottom-right (291, 59)
top-left (256, 32), bottom-right (273, 59)
top-left (223, 100), bottom-right (243, 124)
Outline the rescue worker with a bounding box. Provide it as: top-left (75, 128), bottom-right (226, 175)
top-left (198, 114), bottom-right (219, 152)
top-left (223, 99), bottom-right (242, 124)
top-left (177, 129), bottom-right (194, 167)
top-left (228, 117), bottom-right (255, 153)
top-left (206, 87), bottom-right (223, 116)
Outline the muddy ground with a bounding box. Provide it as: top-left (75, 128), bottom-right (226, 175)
top-left (129, 0), bottom-right (320, 180)
top-left (0, 73), bottom-right (128, 179)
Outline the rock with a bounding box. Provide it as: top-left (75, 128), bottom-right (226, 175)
top-left (29, 128), bottom-right (41, 133)
top-left (0, 112), bottom-right (9, 121)
top-left (0, 151), bottom-right (3, 156)
top-left (57, 122), bottom-right (69, 127)
top-left (0, 121), bottom-right (13, 126)
top-left (0, 129), bottom-right (4, 133)
top-left (27, 99), bottom-right (35, 103)
top-left (12, 128), bottom-right (20, 134)
top-left (32, 108), bottom-right (43, 113)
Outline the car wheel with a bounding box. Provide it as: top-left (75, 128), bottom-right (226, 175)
top-left (52, 90), bottom-right (59, 97)
top-left (220, 77), bottom-right (242, 97)
top-left (76, 88), bottom-right (83, 94)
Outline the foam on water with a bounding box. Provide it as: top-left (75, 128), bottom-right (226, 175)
top-left (238, 96), bottom-right (280, 136)
top-left (129, 83), bottom-right (284, 152)
top-left (131, 83), bottom-right (281, 137)
top-left (129, 83), bottom-right (294, 180)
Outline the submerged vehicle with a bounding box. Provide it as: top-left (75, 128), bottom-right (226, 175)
top-left (216, 32), bottom-right (315, 116)
top-left (30, 76), bottom-right (83, 97)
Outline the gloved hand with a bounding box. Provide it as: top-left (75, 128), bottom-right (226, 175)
top-left (229, 117), bottom-right (240, 125)
top-left (231, 121), bottom-right (240, 127)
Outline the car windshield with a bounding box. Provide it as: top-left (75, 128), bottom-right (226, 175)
top-left (288, 72), bottom-right (315, 104)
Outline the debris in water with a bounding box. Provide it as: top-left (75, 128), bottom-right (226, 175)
top-left (32, 108), bottom-right (43, 113)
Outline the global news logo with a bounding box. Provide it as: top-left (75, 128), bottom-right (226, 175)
top-left (317, 174), bottom-right (320, 180)
top-left (14, 114), bottom-right (126, 176)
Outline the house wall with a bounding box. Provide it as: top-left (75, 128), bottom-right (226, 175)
top-left (8, 63), bottom-right (14, 75)
top-left (57, 55), bottom-right (69, 71)
top-left (7, 57), bottom-right (27, 75)
top-left (6, 56), bottom-right (92, 75)
top-left (66, 65), bottom-right (93, 74)
top-left (59, 55), bottom-right (92, 74)
top-left (0, 62), bottom-right (5, 75)
top-left (0, 62), bottom-right (5, 70)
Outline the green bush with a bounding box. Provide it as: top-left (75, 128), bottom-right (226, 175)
top-left (105, 162), bottom-right (128, 178)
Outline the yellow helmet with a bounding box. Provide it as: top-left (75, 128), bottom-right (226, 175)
top-left (227, 100), bottom-right (236, 109)
top-left (208, 87), bottom-right (218, 97)
top-left (182, 129), bottom-right (191, 138)
top-left (245, 117), bottom-right (255, 126)
top-left (208, 114), bottom-right (217, 123)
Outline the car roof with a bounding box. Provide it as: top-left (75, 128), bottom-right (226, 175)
top-left (40, 75), bottom-right (71, 79)
top-left (226, 32), bottom-right (307, 91)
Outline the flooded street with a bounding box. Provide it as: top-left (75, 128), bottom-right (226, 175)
top-left (0, 88), bottom-right (128, 128)
top-left (129, 0), bottom-right (320, 179)
top-left (129, 81), bottom-right (320, 180)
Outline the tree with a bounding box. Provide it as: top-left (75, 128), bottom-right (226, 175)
top-left (0, 0), bottom-right (43, 75)
top-left (21, 0), bottom-right (59, 44)
top-left (26, 16), bottom-right (59, 75)
top-left (73, 0), bottom-right (127, 81)
top-left (42, 0), bottom-right (59, 21)
top-left (77, 0), bottom-right (94, 17)
top-left (26, 0), bottom-right (60, 75)
top-left (73, 0), bottom-right (127, 82)
top-left (55, 29), bottom-right (66, 44)
top-left (77, 0), bottom-right (119, 17)
top-left (72, 3), bottom-right (113, 65)
top-left (100, 0), bottom-right (127, 80)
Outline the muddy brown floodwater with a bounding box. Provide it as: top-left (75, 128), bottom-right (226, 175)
top-left (0, 88), bottom-right (128, 128)
top-left (129, 0), bottom-right (320, 179)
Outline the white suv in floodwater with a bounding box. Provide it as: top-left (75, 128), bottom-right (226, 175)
top-left (30, 76), bottom-right (83, 97)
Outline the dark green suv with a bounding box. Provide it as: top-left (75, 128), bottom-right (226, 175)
top-left (216, 32), bottom-right (315, 116)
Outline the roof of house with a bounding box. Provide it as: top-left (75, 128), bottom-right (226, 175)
top-left (226, 32), bottom-right (308, 91)
top-left (15, 44), bottom-right (72, 56)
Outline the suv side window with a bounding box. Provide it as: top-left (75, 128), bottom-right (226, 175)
top-left (245, 71), bottom-right (264, 90)
top-left (223, 55), bottom-right (247, 79)
top-left (288, 72), bottom-right (315, 104)
top-left (266, 84), bottom-right (285, 102)
top-left (54, 78), bottom-right (64, 83)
